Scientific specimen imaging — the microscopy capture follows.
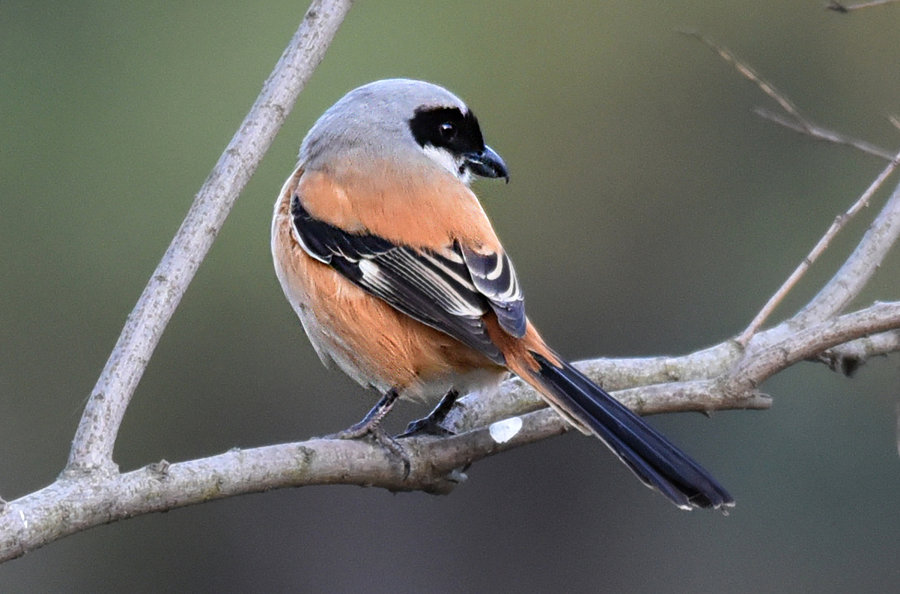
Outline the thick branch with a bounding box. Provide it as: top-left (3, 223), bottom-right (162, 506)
top-left (729, 301), bottom-right (900, 395)
top-left (66, 0), bottom-right (353, 474)
top-left (3, 292), bottom-right (897, 561)
top-left (440, 342), bottom-right (750, 433)
top-left (3, 411), bottom-right (569, 562)
top-left (441, 307), bottom-right (900, 434)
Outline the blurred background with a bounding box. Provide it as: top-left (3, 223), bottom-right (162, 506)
top-left (2, 1), bottom-right (899, 591)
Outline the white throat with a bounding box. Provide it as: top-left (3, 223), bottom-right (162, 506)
top-left (421, 145), bottom-right (472, 185)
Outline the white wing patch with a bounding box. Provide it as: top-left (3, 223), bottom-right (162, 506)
top-left (379, 250), bottom-right (483, 317)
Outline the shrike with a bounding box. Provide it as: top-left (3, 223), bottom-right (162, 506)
top-left (272, 79), bottom-right (733, 510)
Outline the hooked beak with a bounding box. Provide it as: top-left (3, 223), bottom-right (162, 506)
top-left (464, 145), bottom-right (509, 183)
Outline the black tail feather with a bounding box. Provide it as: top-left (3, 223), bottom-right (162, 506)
top-left (530, 353), bottom-right (733, 510)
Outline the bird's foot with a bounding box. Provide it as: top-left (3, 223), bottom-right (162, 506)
top-left (397, 389), bottom-right (459, 438)
top-left (324, 389), bottom-right (411, 476)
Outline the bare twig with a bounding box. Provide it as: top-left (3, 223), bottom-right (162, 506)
top-left (889, 115), bottom-right (900, 132)
top-left (683, 31), bottom-right (809, 127)
top-left (754, 108), bottom-right (895, 161)
top-left (690, 33), bottom-right (895, 161)
top-left (690, 32), bottom-right (895, 161)
top-left (692, 35), bottom-right (894, 163)
top-left (687, 33), bottom-right (900, 344)
top-left (795, 170), bottom-right (900, 325)
top-left (65, 0), bottom-right (353, 475)
top-left (738, 149), bottom-right (900, 344)
top-left (828, 0), bottom-right (900, 12)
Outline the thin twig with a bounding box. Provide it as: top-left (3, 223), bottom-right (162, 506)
top-left (689, 33), bottom-right (895, 162)
top-left (683, 31), bottom-right (809, 128)
top-left (65, 0), bottom-right (353, 474)
top-left (754, 108), bottom-right (895, 161)
top-left (687, 32), bottom-right (900, 343)
top-left (738, 149), bottom-right (900, 344)
top-left (795, 171), bottom-right (900, 325)
top-left (828, 0), bottom-right (900, 12)
top-left (889, 115), bottom-right (900, 132)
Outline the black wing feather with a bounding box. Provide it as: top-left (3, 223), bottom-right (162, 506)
top-left (461, 246), bottom-right (525, 337)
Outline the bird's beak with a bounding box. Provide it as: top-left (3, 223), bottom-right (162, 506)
top-left (464, 145), bottom-right (509, 183)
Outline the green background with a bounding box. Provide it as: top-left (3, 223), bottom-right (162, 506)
top-left (3, 1), bottom-right (899, 591)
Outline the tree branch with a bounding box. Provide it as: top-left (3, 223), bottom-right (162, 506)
top-left (827, 0), bottom-right (900, 13)
top-left (6, 288), bottom-right (896, 561)
top-left (794, 175), bottom-right (900, 324)
top-left (753, 108), bottom-right (895, 161)
top-left (729, 302), bottom-right (900, 396)
top-left (686, 32), bottom-right (900, 343)
top-left (739, 149), bottom-right (900, 343)
top-left (818, 329), bottom-right (900, 375)
top-left (65, 0), bottom-right (353, 475)
top-left (2, 286), bottom-right (897, 560)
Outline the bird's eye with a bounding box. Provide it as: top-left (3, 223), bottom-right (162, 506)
top-left (439, 122), bottom-right (456, 139)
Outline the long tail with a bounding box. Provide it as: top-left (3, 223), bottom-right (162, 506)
top-left (522, 351), bottom-right (734, 510)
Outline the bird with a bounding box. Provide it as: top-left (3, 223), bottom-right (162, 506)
top-left (271, 78), bottom-right (734, 510)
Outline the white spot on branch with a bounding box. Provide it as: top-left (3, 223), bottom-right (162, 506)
top-left (489, 417), bottom-right (523, 443)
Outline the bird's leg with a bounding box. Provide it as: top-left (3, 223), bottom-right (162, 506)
top-left (332, 389), bottom-right (400, 439)
top-left (399, 389), bottom-right (459, 437)
top-left (328, 389), bottom-right (410, 475)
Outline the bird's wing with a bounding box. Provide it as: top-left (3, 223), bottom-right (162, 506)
top-left (290, 193), bottom-right (525, 364)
